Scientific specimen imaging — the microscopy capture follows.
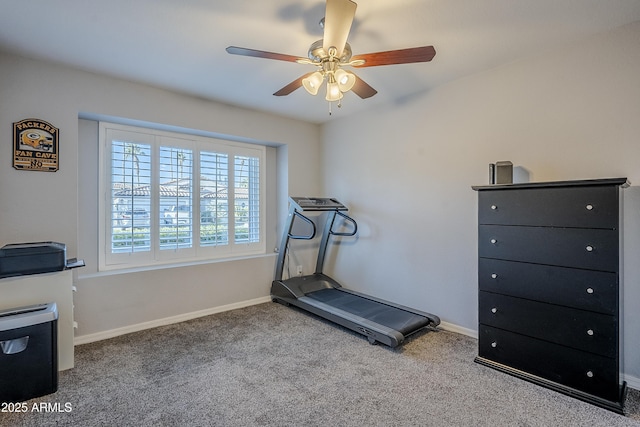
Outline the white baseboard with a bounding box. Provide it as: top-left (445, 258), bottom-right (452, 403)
top-left (438, 320), bottom-right (478, 339)
top-left (623, 373), bottom-right (640, 391)
top-left (74, 296), bottom-right (271, 345)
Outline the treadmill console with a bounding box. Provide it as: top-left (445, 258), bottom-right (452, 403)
top-left (290, 197), bottom-right (348, 211)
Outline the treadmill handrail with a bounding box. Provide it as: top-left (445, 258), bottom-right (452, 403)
top-left (288, 211), bottom-right (316, 240)
top-left (330, 211), bottom-right (358, 237)
top-left (315, 210), bottom-right (358, 275)
top-left (275, 205), bottom-right (318, 281)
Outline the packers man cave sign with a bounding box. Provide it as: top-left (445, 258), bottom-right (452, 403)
top-left (13, 118), bottom-right (59, 172)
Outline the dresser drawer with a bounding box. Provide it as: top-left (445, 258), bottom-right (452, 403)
top-left (479, 225), bottom-right (619, 272)
top-left (478, 325), bottom-right (620, 401)
top-left (479, 292), bottom-right (616, 357)
top-left (478, 186), bottom-right (619, 228)
top-left (479, 259), bottom-right (617, 314)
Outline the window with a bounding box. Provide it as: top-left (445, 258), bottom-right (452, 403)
top-left (99, 122), bottom-right (265, 270)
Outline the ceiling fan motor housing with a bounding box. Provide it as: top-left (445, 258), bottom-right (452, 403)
top-left (308, 40), bottom-right (353, 63)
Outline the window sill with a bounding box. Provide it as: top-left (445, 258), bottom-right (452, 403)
top-left (79, 252), bottom-right (276, 279)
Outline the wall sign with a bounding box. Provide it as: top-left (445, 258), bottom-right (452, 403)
top-left (13, 118), bottom-right (59, 172)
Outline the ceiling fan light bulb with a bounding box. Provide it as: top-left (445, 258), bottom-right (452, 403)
top-left (325, 81), bottom-right (343, 102)
top-left (335, 69), bottom-right (356, 92)
top-left (302, 71), bottom-right (323, 95)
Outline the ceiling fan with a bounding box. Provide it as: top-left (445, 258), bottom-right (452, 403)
top-left (226, 0), bottom-right (436, 113)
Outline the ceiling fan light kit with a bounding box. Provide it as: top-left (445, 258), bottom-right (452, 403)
top-left (226, 0), bottom-right (436, 115)
top-left (335, 69), bottom-right (356, 92)
top-left (302, 71), bottom-right (323, 95)
top-left (302, 49), bottom-right (357, 104)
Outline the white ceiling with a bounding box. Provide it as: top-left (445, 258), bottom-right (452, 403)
top-left (2, 0), bottom-right (640, 124)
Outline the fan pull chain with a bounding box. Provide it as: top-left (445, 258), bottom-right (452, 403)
top-left (328, 99), bottom-right (344, 116)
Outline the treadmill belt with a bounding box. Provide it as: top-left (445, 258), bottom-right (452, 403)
top-left (306, 288), bottom-right (429, 336)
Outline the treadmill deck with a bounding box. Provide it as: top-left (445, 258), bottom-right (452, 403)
top-left (306, 288), bottom-right (430, 336)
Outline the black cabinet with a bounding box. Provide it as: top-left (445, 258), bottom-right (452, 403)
top-left (472, 178), bottom-right (628, 413)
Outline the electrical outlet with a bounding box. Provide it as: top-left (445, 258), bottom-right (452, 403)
top-left (296, 265), bottom-right (303, 276)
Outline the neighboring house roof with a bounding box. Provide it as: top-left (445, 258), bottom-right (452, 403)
top-left (113, 183), bottom-right (248, 199)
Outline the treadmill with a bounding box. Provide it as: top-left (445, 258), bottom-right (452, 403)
top-left (271, 197), bottom-right (440, 347)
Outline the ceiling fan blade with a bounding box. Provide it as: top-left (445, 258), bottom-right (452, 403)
top-left (351, 75), bottom-right (377, 99)
top-left (273, 72), bottom-right (315, 96)
top-left (351, 46), bottom-right (436, 67)
top-left (323, 0), bottom-right (357, 57)
top-left (226, 46), bottom-right (304, 63)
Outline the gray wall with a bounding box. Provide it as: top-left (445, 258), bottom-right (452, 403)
top-left (2, 20), bottom-right (639, 387)
top-left (321, 22), bottom-right (640, 386)
top-left (0, 52), bottom-right (321, 340)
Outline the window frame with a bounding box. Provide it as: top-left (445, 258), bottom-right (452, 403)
top-left (98, 122), bottom-right (266, 271)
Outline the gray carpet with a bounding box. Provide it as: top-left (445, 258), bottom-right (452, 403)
top-left (2, 302), bottom-right (640, 426)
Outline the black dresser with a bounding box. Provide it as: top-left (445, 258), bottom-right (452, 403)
top-left (472, 178), bottom-right (629, 413)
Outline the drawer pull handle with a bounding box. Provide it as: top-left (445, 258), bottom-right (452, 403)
top-left (586, 287), bottom-right (594, 294)
top-left (491, 307), bottom-right (498, 314)
top-left (586, 204), bottom-right (594, 210)
top-left (491, 342), bottom-right (497, 348)
top-left (491, 205), bottom-right (497, 210)
top-left (586, 371), bottom-right (594, 378)
top-left (586, 245), bottom-right (594, 252)
top-left (491, 273), bottom-right (498, 279)
top-left (490, 238), bottom-right (497, 244)
top-left (587, 329), bottom-right (594, 336)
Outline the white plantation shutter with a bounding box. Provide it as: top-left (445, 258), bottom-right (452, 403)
top-left (159, 145), bottom-right (193, 254)
top-left (200, 151), bottom-right (229, 247)
top-left (234, 154), bottom-right (261, 244)
top-left (99, 122), bottom-right (265, 270)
